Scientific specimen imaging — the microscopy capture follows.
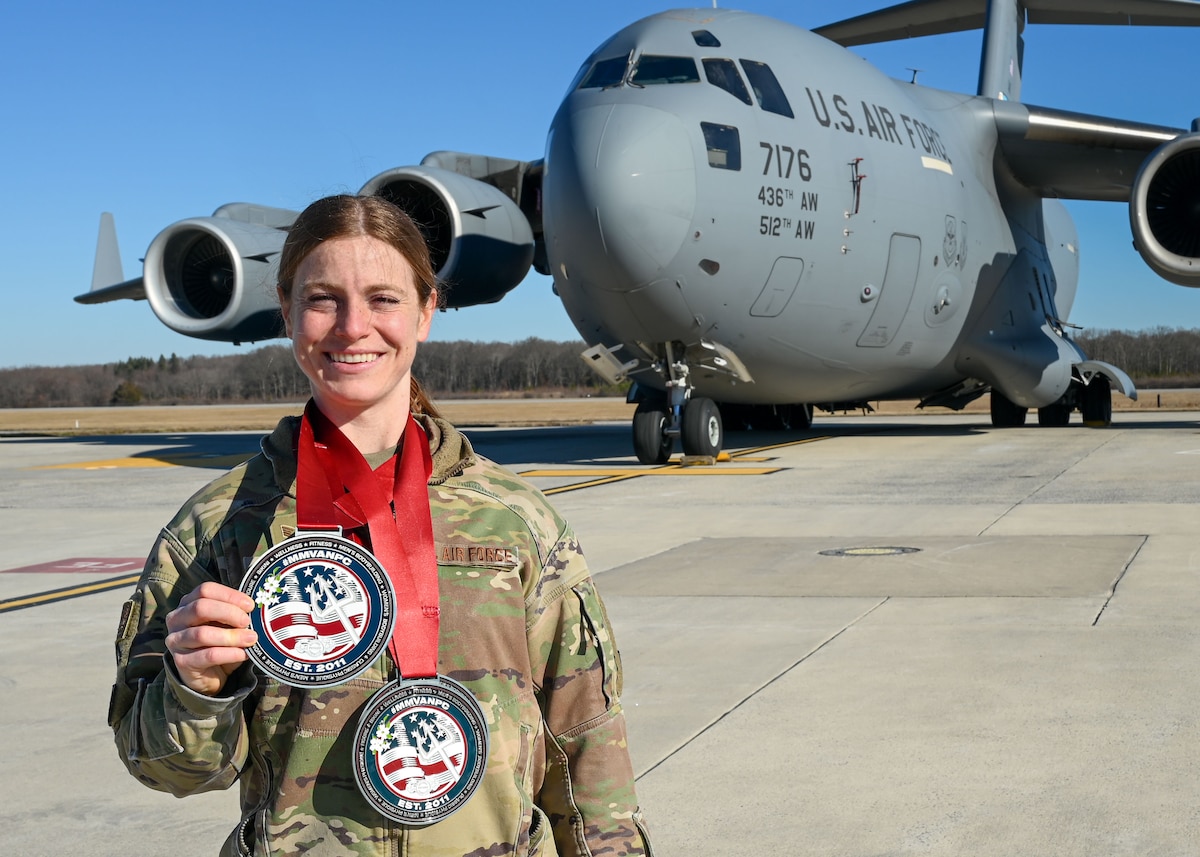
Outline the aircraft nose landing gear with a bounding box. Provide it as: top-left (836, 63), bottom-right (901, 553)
top-left (631, 395), bottom-right (724, 464)
top-left (629, 342), bottom-right (729, 464)
top-left (625, 340), bottom-right (747, 464)
top-left (681, 397), bottom-right (722, 458)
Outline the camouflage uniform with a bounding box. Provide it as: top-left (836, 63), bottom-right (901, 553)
top-left (110, 415), bottom-right (651, 857)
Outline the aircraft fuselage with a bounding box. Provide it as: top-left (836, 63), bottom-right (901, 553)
top-left (543, 9), bottom-right (1077, 406)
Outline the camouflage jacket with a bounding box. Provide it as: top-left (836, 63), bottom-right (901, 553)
top-left (110, 415), bottom-right (651, 857)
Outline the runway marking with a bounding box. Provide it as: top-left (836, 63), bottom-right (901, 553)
top-left (2, 557), bottom-right (143, 574)
top-left (0, 573), bottom-right (140, 614)
top-left (529, 436), bottom-right (833, 495)
top-left (34, 454), bottom-right (252, 470)
top-left (525, 466), bottom-right (784, 478)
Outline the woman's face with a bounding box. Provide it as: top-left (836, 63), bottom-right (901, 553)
top-left (281, 234), bottom-right (435, 425)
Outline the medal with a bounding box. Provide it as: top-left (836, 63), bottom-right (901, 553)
top-left (293, 401), bottom-right (489, 823)
top-left (239, 531), bottom-right (395, 687)
top-left (353, 675), bottom-right (489, 825)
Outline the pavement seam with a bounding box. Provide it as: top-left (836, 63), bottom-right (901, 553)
top-left (977, 429), bottom-right (1124, 537)
top-left (1091, 534), bottom-right (1148, 627)
top-left (633, 596), bottom-right (890, 781)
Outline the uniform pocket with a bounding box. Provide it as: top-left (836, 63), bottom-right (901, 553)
top-left (527, 804), bottom-right (554, 856)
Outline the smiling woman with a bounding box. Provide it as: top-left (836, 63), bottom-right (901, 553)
top-left (108, 195), bottom-right (651, 857)
top-left (276, 197), bottom-right (440, 453)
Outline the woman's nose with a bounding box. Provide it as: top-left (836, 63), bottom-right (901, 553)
top-left (335, 296), bottom-right (372, 338)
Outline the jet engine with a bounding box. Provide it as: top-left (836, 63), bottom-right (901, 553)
top-left (359, 166), bottom-right (534, 307)
top-left (143, 208), bottom-right (292, 343)
top-left (1130, 132), bottom-right (1200, 287)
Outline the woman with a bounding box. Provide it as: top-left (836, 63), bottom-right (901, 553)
top-left (109, 195), bottom-right (652, 856)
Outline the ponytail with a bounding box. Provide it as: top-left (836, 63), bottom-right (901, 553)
top-left (411, 376), bottom-right (441, 419)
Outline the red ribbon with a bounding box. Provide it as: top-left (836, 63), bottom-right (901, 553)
top-left (296, 400), bottom-right (439, 679)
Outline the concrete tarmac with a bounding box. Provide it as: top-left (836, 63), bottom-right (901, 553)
top-left (3, 410), bottom-right (1199, 856)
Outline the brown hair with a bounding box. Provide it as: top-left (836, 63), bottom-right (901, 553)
top-left (278, 194), bottom-right (442, 417)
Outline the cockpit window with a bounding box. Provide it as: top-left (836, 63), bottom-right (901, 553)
top-left (630, 55), bottom-right (700, 86)
top-left (703, 58), bottom-right (752, 105)
top-left (739, 60), bottom-right (794, 118)
top-left (692, 30), bottom-right (721, 47)
top-left (701, 122), bottom-right (741, 171)
top-left (577, 54), bottom-right (630, 89)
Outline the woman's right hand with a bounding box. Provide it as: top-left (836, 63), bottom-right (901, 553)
top-left (165, 582), bottom-right (258, 696)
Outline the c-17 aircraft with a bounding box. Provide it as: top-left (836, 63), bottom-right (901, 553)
top-left (78, 0), bottom-right (1200, 464)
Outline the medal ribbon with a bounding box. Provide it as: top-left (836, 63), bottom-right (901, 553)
top-left (297, 400), bottom-right (439, 679)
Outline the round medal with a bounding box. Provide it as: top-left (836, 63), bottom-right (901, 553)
top-left (353, 676), bottom-right (489, 825)
top-left (239, 532), bottom-right (395, 687)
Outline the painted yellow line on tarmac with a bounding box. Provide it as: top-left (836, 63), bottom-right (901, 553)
top-left (524, 466), bottom-right (783, 477)
top-left (730, 435), bottom-right (834, 456)
top-left (35, 457), bottom-right (173, 470)
top-left (544, 474), bottom-right (642, 496)
top-left (34, 454), bottom-right (252, 471)
top-left (0, 573), bottom-right (140, 614)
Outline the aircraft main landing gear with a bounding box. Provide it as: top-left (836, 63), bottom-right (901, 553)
top-left (990, 392), bottom-right (1028, 427)
top-left (1081, 374), bottom-right (1113, 426)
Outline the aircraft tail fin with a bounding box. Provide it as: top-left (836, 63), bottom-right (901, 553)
top-left (91, 212), bottom-right (123, 291)
top-left (74, 212), bottom-right (146, 305)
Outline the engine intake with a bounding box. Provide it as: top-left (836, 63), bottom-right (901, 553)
top-left (144, 217), bottom-right (287, 342)
top-left (1130, 132), bottom-right (1200, 287)
top-left (360, 166), bottom-right (534, 307)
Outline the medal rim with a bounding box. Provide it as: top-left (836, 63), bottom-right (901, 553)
top-left (352, 675), bottom-right (489, 826)
top-left (239, 532), bottom-right (395, 688)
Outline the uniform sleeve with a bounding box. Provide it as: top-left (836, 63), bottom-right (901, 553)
top-left (109, 525), bottom-right (255, 797)
top-left (528, 529), bottom-right (653, 857)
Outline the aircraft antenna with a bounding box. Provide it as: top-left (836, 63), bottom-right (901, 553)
top-left (907, 67), bottom-right (922, 84)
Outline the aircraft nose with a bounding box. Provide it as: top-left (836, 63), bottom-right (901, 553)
top-left (545, 103), bottom-right (696, 290)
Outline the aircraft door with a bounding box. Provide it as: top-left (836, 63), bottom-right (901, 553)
top-left (857, 234), bottom-right (921, 348)
top-left (750, 256), bottom-right (805, 317)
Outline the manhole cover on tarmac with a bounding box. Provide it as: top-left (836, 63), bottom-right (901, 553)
top-left (818, 546), bottom-right (922, 557)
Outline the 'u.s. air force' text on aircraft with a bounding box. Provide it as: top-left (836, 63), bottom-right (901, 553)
top-left (77, 0), bottom-right (1200, 464)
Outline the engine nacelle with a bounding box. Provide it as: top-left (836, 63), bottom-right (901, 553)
top-left (1130, 132), bottom-right (1200, 287)
top-left (359, 166), bottom-right (534, 307)
top-left (144, 216), bottom-right (288, 342)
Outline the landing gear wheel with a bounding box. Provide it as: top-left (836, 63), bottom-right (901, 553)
top-left (990, 392), bottom-right (1028, 428)
top-left (632, 400), bottom-right (673, 465)
top-left (682, 397), bottom-right (723, 457)
top-left (1081, 374), bottom-right (1113, 427)
top-left (1037, 397), bottom-right (1072, 427)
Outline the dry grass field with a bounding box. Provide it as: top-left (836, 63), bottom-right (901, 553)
top-left (1, 390), bottom-right (1198, 435)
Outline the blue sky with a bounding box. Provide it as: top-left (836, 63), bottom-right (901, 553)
top-left (3, 1), bottom-right (1200, 369)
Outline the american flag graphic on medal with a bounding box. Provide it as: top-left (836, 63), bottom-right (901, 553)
top-left (239, 532), bottom-right (394, 687)
top-left (353, 676), bottom-right (489, 825)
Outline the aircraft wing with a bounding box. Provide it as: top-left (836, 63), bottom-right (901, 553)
top-left (816, 0), bottom-right (1200, 47)
top-left (993, 101), bottom-right (1185, 201)
top-left (74, 276), bottom-right (146, 304)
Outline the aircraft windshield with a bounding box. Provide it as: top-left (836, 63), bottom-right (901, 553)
top-left (703, 58), bottom-right (752, 105)
top-left (630, 55), bottom-right (700, 86)
top-left (739, 60), bottom-right (793, 118)
top-left (577, 54), bottom-right (630, 89)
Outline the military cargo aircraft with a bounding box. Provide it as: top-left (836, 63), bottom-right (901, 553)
top-left (77, 0), bottom-right (1200, 463)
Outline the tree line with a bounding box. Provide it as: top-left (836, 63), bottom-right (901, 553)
top-left (0, 339), bottom-right (624, 409)
top-left (2, 328), bottom-right (1198, 410)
